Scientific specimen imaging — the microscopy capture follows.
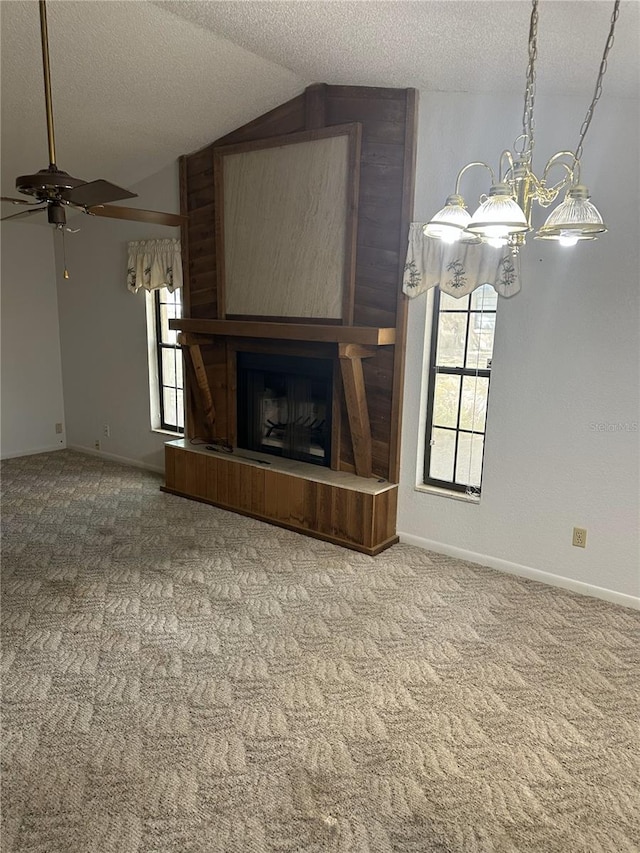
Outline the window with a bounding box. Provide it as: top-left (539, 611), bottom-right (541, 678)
top-left (148, 288), bottom-right (184, 433)
top-left (424, 284), bottom-right (497, 496)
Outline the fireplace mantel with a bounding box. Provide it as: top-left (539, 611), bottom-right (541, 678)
top-left (170, 318), bottom-right (395, 346)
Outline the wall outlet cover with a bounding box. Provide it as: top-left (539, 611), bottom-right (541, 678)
top-left (572, 527), bottom-right (587, 548)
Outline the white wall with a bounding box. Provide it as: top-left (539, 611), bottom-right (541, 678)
top-left (55, 163), bottom-right (181, 473)
top-left (1, 223), bottom-right (66, 458)
top-left (398, 91), bottom-right (640, 606)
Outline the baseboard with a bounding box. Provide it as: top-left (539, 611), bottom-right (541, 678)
top-left (67, 444), bottom-right (164, 475)
top-left (398, 531), bottom-right (640, 611)
top-left (1, 443), bottom-right (66, 460)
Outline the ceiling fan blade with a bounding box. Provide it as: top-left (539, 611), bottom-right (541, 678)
top-left (86, 205), bottom-right (187, 227)
top-left (1, 196), bottom-right (37, 205)
top-left (62, 179), bottom-right (137, 207)
top-left (1, 206), bottom-right (47, 222)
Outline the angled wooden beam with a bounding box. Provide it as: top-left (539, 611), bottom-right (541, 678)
top-left (339, 343), bottom-right (376, 478)
top-left (178, 333), bottom-right (216, 432)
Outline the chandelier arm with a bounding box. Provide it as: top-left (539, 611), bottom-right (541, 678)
top-left (521, 0), bottom-right (539, 158)
top-left (499, 150), bottom-right (515, 183)
top-left (454, 162), bottom-right (496, 196)
top-left (574, 0), bottom-right (620, 163)
top-left (542, 152), bottom-right (580, 194)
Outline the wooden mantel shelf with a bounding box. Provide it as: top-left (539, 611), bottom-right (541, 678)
top-left (169, 318), bottom-right (396, 346)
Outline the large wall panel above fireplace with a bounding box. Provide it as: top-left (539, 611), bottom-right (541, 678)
top-left (217, 125), bottom-right (360, 321)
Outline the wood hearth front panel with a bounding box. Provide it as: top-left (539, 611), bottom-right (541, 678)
top-left (163, 442), bottom-right (398, 555)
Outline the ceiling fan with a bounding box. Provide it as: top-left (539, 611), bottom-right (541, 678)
top-left (1, 0), bottom-right (186, 230)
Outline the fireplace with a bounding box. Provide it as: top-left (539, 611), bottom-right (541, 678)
top-left (236, 352), bottom-right (333, 467)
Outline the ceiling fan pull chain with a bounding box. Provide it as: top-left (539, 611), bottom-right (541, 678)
top-left (61, 227), bottom-right (70, 279)
top-left (38, 0), bottom-right (57, 168)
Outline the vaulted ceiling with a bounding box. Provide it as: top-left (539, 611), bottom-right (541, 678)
top-left (1, 1), bottom-right (638, 213)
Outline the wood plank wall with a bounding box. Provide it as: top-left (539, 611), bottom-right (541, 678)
top-left (180, 85), bottom-right (417, 481)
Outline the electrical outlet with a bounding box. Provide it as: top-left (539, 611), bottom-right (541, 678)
top-left (572, 527), bottom-right (587, 548)
top-left (103, 424), bottom-right (110, 438)
top-left (55, 422), bottom-right (63, 434)
top-left (94, 439), bottom-right (101, 451)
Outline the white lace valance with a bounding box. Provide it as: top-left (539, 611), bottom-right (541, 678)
top-left (403, 223), bottom-right (521, 300)
top-left (127, 238), bottom-right (182, 293)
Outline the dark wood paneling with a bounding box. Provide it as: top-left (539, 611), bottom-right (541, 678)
top-left (305, 83), bottom-right (327, 129)
top-left (388, 88), bottom-right (418, 483)
top-left (215, 94), bottom-right (306, 146)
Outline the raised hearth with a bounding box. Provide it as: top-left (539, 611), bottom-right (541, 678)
top-left (162, 440), bottom-right (399, 555)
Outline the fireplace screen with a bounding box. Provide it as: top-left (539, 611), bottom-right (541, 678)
top-left (237, 352), bottom-right (332, 466)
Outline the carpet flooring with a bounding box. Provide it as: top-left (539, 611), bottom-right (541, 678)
top-left (1, 450), bottom-right (639, 852)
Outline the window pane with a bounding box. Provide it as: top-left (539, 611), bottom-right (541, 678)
top-left (471, 284), bottom-right (498, 312)
top-left (165, 289), bottom-right (180, 307)
top-left (455, 432), bottom-right (484, 487)
top-left (176, 390), bottom-right (184, 429)
top-left (176, 351), bottom-right (183, 388)
top-left (436, 313), bottom-right (467, 368)
top-left (162, 348), bottom-right (176, 386)
top-left (466, 313), bottom-right (495, 369)
top-left (429, 427), bottom-right (455, 482)
top-left (160, 304), bottom-right (178, 344)
top-left (433, 374), bottom-right (460, 428)
top-left (459, 376), bottom-right (488, 432)
top-left (439, 292), bottom-right (469, 311)
top-left (163, 386), bottom-right (177, 427)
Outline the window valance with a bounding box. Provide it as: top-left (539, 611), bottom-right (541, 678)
top-left (127, 238), bottom-right (182, 293)
top-left (403, 223), bottom-right (521, 300)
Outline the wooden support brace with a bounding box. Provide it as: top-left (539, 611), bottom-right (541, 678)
top-left (178, 333), bottom-right (216, 432)
top-left (339, 343), bottom-right (376, 478)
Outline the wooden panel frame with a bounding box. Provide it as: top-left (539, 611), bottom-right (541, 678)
top-left (213, 123), bottom-right (361, 324)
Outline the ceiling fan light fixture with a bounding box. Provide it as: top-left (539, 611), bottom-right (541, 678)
top-left (536, 184), bottom-right (606, 243)
top-left (47, 201), bottom-right (66, 227)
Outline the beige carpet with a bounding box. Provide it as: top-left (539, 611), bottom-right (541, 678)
top-left (1, 450), bottom-right (639, 853)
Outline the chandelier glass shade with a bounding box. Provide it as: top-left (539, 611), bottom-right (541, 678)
top-left (536, 185), bottom-right (606, 243)
top-left (423, 194), bottom-right (472, 243)
top-left (423, 0), bottom-right (620, 253)
top-left (467, 183), bottom-right (530, 244)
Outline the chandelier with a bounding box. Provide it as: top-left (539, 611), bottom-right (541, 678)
top-left (424, 0), bottom-right (621, 252)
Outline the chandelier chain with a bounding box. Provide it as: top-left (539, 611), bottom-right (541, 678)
top-left (521, 0), bottom-right (539, 158)
top-left (574, 0), bottom-right (620, 166)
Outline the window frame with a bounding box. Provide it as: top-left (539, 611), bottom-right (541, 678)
top-left (151, 288), bottom-right (184, 435)
top-left (423, 286), bottom-right (495, 495)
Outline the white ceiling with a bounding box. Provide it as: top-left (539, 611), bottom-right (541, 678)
top-left (1, 0), bottom-right (638, 213)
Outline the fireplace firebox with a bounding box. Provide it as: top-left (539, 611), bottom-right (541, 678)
top-left (236, 352), bottom-right (333, 467)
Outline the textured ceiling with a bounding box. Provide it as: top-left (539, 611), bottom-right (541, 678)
top-left (1, 0), bottom-right (638, 216)
top-left (160, 0), bottom-right (640, 97)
